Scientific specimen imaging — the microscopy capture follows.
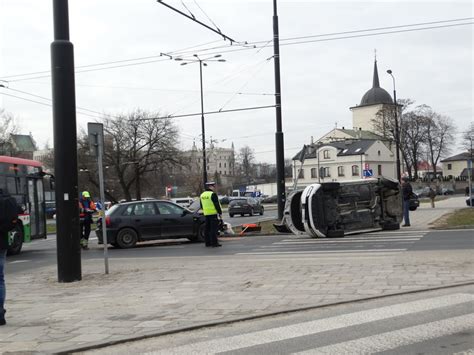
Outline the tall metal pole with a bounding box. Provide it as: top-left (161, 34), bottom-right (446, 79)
top-left (469, 138), bottom-right (473, 207)
top-left (97, 133), bottom-right (109, 274)
top-left (199, 60), bottom-right (208, 186)
top-left (388, 70), bottom-right (401, 182)
top-left (273, 0), bottom-right (285, 220)
top-left (51, 0), bottom-right (81, 282)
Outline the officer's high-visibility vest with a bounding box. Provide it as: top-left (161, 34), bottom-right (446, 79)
top-left (200, 191), bottom-right (219, 216)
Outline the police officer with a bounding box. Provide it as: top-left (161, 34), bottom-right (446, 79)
top-left (79, 191), bottom-right (97, 249)
top-left (200, 182), bottom-right (222, 247)
top-left (401, 176), bottom-right (413, 227)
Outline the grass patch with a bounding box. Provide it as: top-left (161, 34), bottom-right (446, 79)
top-left (434, 208), bottom-right (474, 229)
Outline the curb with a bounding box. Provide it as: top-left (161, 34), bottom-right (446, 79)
top-left (55, 280), bottom-right (474, 354)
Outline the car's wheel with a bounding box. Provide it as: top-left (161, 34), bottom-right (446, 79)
top-left (116, 228), bottom-right (138, 249)
top-left (229, 213), bottom-right (234, 218)
top-left (260, 207), bottom-right (264, 216)
top-left (249, 209), bottom-right (254, 216)
top-left (189, 223), bottom-right (206, 243)
top-left (7, 224), bottom-right (23, 256)
top-left (240, 213), bottom-right (244, 217)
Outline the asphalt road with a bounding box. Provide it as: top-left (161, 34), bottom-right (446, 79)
top-left (90, 284), bottom-right (474, 354)
top-left (6, 228), bottom-right (474, 275)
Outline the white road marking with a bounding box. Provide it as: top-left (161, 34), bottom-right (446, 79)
top-left (145, 293), bottom-right (474, 355)
top-left (275, 238), bottom-right (421, 244)
top-left (8, 260), bottom-right (30, 264)
top-left (294, 314), bottom-right (474, 354)
top-left (237, 249), bottom-right (407, 255)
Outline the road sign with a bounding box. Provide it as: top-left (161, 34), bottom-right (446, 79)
top-left (363, 169), bottom-right (373, 177)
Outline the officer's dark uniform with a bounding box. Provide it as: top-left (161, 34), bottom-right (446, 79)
top-left (200, 182), bottom-right (222, 247)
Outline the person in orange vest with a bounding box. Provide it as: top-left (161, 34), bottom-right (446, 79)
top-left (79, 191), bottom-right (97, 250)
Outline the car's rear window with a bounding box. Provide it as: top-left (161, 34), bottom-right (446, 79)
top-left (229, 199), bottom-right (247, 206)
top-left (106, 204), bottom-right (120, 215)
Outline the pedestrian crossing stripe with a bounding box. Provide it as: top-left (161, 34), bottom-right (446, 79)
top-left (147, 293), bottom-right (474, 354)
top-left (275, 238), bottom-right (421, 244)
top-left (294, 314), bottom-right (474, 354)
top-left (237, 249), bottom-right (408, 255)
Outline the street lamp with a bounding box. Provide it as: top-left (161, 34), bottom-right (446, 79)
top-left (175, 54), bottom-right (226, 187)
top-left (387, 69), bottom-right (401, 182)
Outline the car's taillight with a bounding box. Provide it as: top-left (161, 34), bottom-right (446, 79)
top-left (105, 216), bottom-right (111, 227)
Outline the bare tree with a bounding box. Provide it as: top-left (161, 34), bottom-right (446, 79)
top-left (77, 109), bottom-right (181, 201)
top-left (424, 108), bottom-right (456, 175)
top-left (399, 105), bottom-right (431, 179)
top-left (461, 121), bottom-right (474, 152)
top-left (0, 109), bottom-right (19, 155)
top-left (238, 146), bottom-right (255, 184)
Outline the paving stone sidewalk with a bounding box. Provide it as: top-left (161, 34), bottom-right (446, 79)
top-left (0, 196), bottom-right (472, 354)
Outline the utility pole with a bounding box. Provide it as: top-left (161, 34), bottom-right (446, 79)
top-left (199, 59), bottom-right (208, 186)
top-left (51, 0), bottom-right (81, 282)
top-left (273, 0), bottom-right (285, 220)
top-left (387, 70), bottom-right (401, 182)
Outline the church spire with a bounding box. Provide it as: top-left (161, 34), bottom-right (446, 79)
top-left (372, 57), bottom-right (380, 88)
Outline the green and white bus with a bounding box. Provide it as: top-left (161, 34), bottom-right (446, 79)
top-left (0, 155), bottom-right (47, 255)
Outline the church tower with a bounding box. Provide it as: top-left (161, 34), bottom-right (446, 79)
top-left (350, 58), bottom-right (393, 134)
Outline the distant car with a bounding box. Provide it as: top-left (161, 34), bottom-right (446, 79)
top-left (441, 187), bottom-right (454, 195)
top-left (219, 196), bottom-right (230, 205)
top-left (261, 195), bottom-right (278, 204)
top-left (413, 187), bottom-right (431, 198)
top-left (228, 197), bottom-right (264, 217)
top-left (45, 201), bottom-right (56, 219)
top-left (409, 193), bottom-right (420, 211)
top-left (95, 200), bottom-right (206, 248)
top-left (170, 197), bottom-right (194, 208)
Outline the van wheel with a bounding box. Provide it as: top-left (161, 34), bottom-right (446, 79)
top-left (260, 207), bottom-right (264, 216)
top-left (7, 224), bottom-right (24, 256)
top-left (116, 228), bottom-right (138, 249)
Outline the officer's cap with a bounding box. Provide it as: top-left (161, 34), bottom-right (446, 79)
top-left (205, 181), bottom-right (216, 186)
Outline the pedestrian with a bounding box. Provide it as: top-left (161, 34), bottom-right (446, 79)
top-left (401, 176), bottom-right (413, 227)
top-left (428, 187), bottom-right (436, 208)
top-left (0, 189), bottom-right (19, 326)
top-left (79, 191), bottom-right (97, 250)
top-left (200, 181), bottom-right (223, 247)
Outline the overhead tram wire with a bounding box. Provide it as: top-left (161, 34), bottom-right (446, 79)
top-left (3, 17), bottom-right (471, 82)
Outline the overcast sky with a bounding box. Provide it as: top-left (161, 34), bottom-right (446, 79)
top-left (1, 0), bottom-right (472, 163)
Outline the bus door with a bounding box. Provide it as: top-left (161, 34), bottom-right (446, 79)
top-left (27, 178), bottom-right (46, 239)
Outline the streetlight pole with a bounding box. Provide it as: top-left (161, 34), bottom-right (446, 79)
top-left (273, 0), bottom-right (286, 220)
top-left (198, 59), bottom-right (207, 186)
top-left (387, 69), bottom-right (401, 182)
top-left (176, 54), bottom-right (225, 188)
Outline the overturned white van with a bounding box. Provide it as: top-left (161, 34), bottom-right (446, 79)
top-left (275, 177), bottom-right (403, 237)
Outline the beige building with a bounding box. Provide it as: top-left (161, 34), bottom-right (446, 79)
top-left (182, 141), bottom-right (236, 185)
top-left (441, 152), bottom-right (473, 178)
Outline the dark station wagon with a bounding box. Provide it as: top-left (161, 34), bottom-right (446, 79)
top-left (228, 197), bottom-right (264, 217)
top-left (96, 200), bottom-right (206, 248)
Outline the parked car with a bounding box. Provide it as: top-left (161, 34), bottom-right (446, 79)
top-left (409, 193), bottom-right (420, 211)
top-left (95, 200), bottom-right (205, 248)
top-left (45, 201), bottom-right (56, 219)
top-left (228, 197), bottom-right (264, 217)
top-left (413, 187), bottom-right (431, 198)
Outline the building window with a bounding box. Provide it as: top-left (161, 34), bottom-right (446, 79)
top-left (320, 167), bottom-right (330, 178)
top-left (448, 164), bottom-right (452, 170)
top-left (378, 150), bottom-right (381, 156)
top-left (378, 164), bottom-right (382, 175)
top-left (311, 168), bottom-right (317, 178)
top-left (323, 150), bottom-right (330, 159)
top-left (338, 166), bottom-right (344, 176)
top-left (352, 165), bottom-right (359, 176)
top-left (298, 169), bottom-right (304, 179)
top-left (219, 162), bottom-right (221, 168)
top-left (224, 162), bottom-right (227, 167)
